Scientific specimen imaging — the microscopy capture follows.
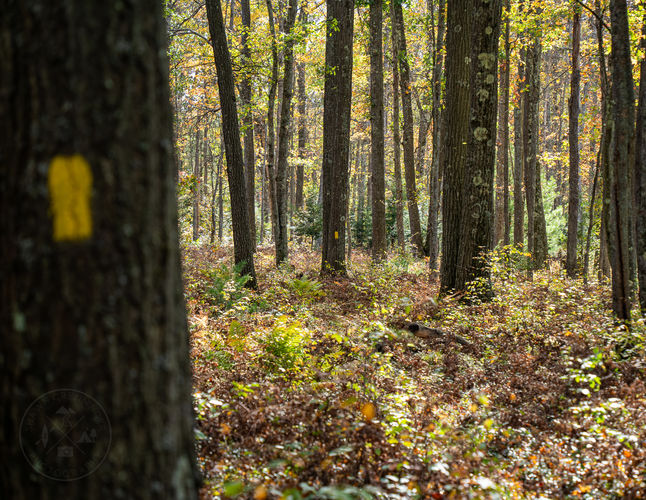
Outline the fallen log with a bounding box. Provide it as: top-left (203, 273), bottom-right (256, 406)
top-left (407, 322), bottom-right (473, 349)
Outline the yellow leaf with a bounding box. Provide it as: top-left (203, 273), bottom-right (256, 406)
top-left (254, 486), bottom-right (268, 500)
top-left (361, 402), bottom-right (376, 422)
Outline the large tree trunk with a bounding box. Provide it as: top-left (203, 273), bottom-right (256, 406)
top-left (455, 0), bottom-right (502, 297)
top-left (275, 0), bottom-right (298, 266)
top-left (370, 0), bottom-right (386, 261)
top-left (440, 0), bottom-right (472, 293)
top-left (393, 1), bottom-right (424, 256)
top-left (0, 1), bottom-right (199, 497)
top-left (635, 9), bottom-right (646, 313)
top-left (566, 4), bottom-right (581, 278)
top-left (391, 16), bottom-right (406, 251)
top-left (321, 0), bottom-right (354, 274)
top-left (427, 0), bottom-right (446, 270)
top-left (240, 0), bottom-right (256, 249)
top-left (607, 0), bottom-right (636, 321)
top-left (206, 0), bottom-right (257, 285)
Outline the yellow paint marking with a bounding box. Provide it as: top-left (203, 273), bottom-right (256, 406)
top-left (334, 231), bottom-right (339, 239)
top-left (48, 155), bottom-right (93, 241)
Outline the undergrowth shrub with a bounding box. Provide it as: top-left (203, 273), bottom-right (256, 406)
top-left (260, 316), bottom-right (311, 373)
top-left (206, 261), bottom-right (251, 310)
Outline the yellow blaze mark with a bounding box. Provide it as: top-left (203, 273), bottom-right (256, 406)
top-left (48, 155), bottom-right (93, 241)
top-left (334, 231), bottom-right (339, 239)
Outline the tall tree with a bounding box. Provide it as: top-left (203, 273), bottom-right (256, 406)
top-left (206, 0), bottom-right (257, 285)
top-left (265, 0), bottom-right (279, 243)
top-left (440, 0), bottom-right (472, 293)
top-left (391, 14), bottom-right (406, 251)
top-left (295, 13), bottom-right (308, 212)
top-left (240, 0), bottom-right (257, 249)
top-left (427, 0), bottom-right (446, 269)
top-left (607, 0), bottom-right (635, 321)
top-left (321, 0), bottom-right (354, 273)
top-left (393, 0), bottom-right (425, 256)
top-left (566, 2), bottom-right (581, 278)
top-left (0, 0), bottom-right (199, 496)
top-left (636, 5), bottom-right (646, 312)
top-left (494, 0), bottom-right (510, 248)
top-left (455, 0), bottom-right (502, 296)
top-left (370, 0), bottom-right (386, 260)
top-left (275, 0), bottom-right (298, 265)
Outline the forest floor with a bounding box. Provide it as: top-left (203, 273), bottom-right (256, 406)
top-left (183, 245), bottom-right (646, 499)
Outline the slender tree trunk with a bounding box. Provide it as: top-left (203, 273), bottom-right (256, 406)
top-left (513, 106), bottom-right (524, 248)
top-left (393, 1), bottom-right (424, 256)
top-left (391, 18), bottom-right (406, 251)
top-left (192, 128), bottom-right (201, 241)
top-left (296, 57), bottom-right (307, 210)
top-left (212, 147), bottom-right (224, 244)
top-left (583, 152), bottom-right (600, 281)
top-left (523, 35), bottom-right (541, 275)
top-left (440, 0), bottom-right (472, 293)
top-left (370, 0), bottom-right (386, 260)
top-left (427, 0), bottom-right (446, 269)
top-left (0, 1), bottom-right (199, 496)
top-left (566, 4), bottom-right (581, 278)
top-left (240, 0), bottom-right (256, 249)
top-left (455, 0), bottom-right (501, 297)
top-left (275, 0), bottom-right (298, 265)
top-left (321, 0), bottom-right (354, 274)
top-left (494, 0), bottom-right (510, 247)
top-left (607, 0), bottom-right (636, 321)
top-left (265, 0), bottom-right (279, 243)
top-left (206, 0), bottom-right (257, 285)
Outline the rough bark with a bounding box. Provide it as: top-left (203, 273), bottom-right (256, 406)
top-left (206, 0), bottom-right (257, 285)
top-left (393, 1), bottom-right (424, 256)
top-left (370, 0), bottom-right (386, 261)
top-left (240, 0), bottom-right (256, 249)
top-left (321, 0), bottom-right (354, 274)
top-left (0, 1), bottom-right (199, 496)
top-left (275, 0), bottom-right (298, 266)
top-left (192, 127), bottom-right (202, 241)
top-left (608, 0), bottom-right (635, 321)
top-left (455, 0), bottom-right (502, 297)
top-left (440, 0), bottom-right (472, 293)
top-left (566, 5), bottom-right (581, 278)
top-left (635, 7), bottom-right (646, 313)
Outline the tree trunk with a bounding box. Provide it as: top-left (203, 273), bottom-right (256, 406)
top-left (513, 105), bottom-right (524, 248)
top-left (321, 0), bottom-right (354, 274)
top-left (0, 1), bottom-right (199, 496)
top-left (566, 4), bottom-right (581, 278)
top-left (635, 8), bottom-right (646, 313)
top-left (206, 0), bottom-right (257, 285)
top-left (608, 0), bottom-right (636, 321)
top-left (391, 16), bottom-right (406, 251)
top-left (393, 1), bottom-right (424, 256)
top-left (494, 0), bottom-right (510, 248)
top-left (265, 0), bottom-right (279, 244)
top-left (427, 0), bottom-right (445, 270)
top-left (523, 35), bottom-right (541, 276)
top-left (370, 0), bottom-right (386, 261)
top-left (240, 0), bottom-right (256, 249)
top-left (455, 0), bottom-right (501, 297)
top-left (440, 0), bottom-right (472, 293)
top-left (296, 55), bottom-right (307, 210)
top-left (192, 128), bottom-right (202, 241)
top-left (275, 0), bottom-right (298, 266)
